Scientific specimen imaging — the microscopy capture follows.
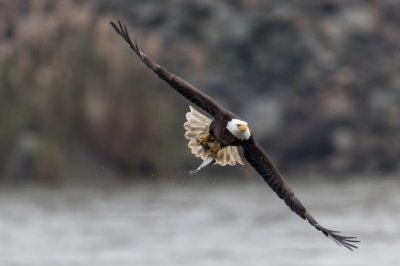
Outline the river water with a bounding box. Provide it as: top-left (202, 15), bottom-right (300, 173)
top-left (0, 177), bottom-right (399, 266)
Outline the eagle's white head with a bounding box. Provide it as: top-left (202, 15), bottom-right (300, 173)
top-left (227, 118), bottom-right (251, 140)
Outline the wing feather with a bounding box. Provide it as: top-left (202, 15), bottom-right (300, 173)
top-left (242, 137), bottom-right (359, 250)
top-left (110, 20), bottom-right (226, 119)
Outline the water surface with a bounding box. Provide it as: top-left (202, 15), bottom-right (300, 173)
top-left (0, 177), bottom-right (399, 266)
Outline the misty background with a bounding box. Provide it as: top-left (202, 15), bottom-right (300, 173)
top-left (0, 1), bottom-right (399, 265)
top-left (1, 0), bottom-right (399, 184)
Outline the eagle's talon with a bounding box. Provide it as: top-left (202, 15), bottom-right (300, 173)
top-left (209, 143), bottom-right (221, 157)
top-left (197, 134), bottom-right (210, 147)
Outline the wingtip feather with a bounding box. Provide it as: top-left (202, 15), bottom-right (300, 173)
top-left (315, 224), bottom-right (359, 251)
top-left (304, 211), bottom-right (359, 250)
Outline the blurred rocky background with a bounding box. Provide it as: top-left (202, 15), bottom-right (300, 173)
top-left (1, 0), bottom-right (399, 184)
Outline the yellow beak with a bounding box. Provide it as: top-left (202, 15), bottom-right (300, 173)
top-left (239, 124), bottom-right (248, 132)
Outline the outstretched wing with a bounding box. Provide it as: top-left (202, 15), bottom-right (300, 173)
top-left (110, 20), bottom-right (226, 119)
top-left (242, 137), bottom-right (359, 250)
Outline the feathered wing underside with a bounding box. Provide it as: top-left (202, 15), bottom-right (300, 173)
top-left (242, 138), bottom-right (359, 250)
top-left (110, 20), bottom-right (226, 119)
top-left (184, 106), bottom-right (244, 166)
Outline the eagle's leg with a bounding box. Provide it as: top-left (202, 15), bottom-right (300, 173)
top-left (209, 142), bottom-right (221, 157)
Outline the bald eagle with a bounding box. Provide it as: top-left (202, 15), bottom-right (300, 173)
top-left (110, 21), bottom-right (359, 250)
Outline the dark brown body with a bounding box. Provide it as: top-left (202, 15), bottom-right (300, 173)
top-left (209, 114), bottom-right (244, 147)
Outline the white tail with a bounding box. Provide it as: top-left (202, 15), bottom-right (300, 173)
top-left (183, 106), bottom-right (244, 166)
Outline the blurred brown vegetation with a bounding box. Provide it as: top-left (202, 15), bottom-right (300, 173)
top-left (0, 0), bottom-right (399, 184)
